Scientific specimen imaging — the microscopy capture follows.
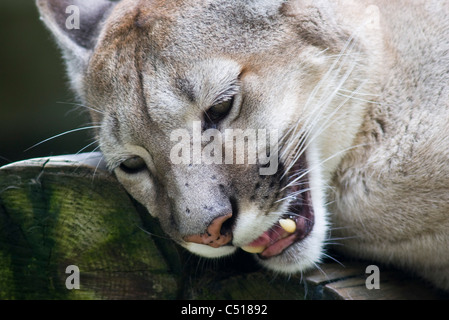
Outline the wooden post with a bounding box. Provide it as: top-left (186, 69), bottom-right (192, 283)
top-left (1, 153), bottom-right (447, 299)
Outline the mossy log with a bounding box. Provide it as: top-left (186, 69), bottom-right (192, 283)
top-left (0, 153), bottom-right (447, 300)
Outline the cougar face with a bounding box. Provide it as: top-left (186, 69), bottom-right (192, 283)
top-left (37, 0), bottom-right (380, 273)
top-left (37, 0), bottom-right (449, 290)
top-left (90, 1), bottom-right (342, 272)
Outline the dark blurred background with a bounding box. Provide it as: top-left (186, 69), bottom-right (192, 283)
top-left (0, 1), bottom-right (93, 167)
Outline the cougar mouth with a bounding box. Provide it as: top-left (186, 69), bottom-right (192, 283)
top-left (240, 155), bottom-right (315, 258)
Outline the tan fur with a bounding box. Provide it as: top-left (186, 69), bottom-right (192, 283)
top-left (37, 0), bottom-right (449, 291)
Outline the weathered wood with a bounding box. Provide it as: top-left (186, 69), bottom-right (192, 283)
top-left (0, 154), bottom-right (180, 299)
top-left (1, 153), bottom-right (447, 300)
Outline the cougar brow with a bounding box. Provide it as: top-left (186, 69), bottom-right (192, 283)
top-left (175, 77), bottom-right (196, 102)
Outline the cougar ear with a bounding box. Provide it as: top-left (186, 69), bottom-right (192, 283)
top-left (36, 0), bottom-right (117, 97)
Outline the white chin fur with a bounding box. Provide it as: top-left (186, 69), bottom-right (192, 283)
top-left (182, 242), bottom-right (237, 258)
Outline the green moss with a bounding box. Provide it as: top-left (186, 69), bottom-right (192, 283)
top-left (0, 251), bottom-right (15, 299)
top-left (0, 167), bottom-right (180, 299)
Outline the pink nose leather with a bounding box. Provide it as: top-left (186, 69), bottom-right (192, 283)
top-left (183, 213), bottom-right (233, 248)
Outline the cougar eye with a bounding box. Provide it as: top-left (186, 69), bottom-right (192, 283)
top-left (205, 97), bottom-right (234, 123)
top-left (120, 156), bottom-right (147, 174)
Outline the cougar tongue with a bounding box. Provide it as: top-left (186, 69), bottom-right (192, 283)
top-left (240, 222), bottom-right (289, 254)
top-left (240, 232), bottom-right (272, 254)
top-left (240, 216), bottom-right (309, 258)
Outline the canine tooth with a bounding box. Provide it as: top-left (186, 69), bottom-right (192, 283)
top-left (241, 245), bottom-right (266, 254)
top-left (279, 218), bottom-right (296, 233)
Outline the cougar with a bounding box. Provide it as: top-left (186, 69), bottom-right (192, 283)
top-left (37, 0), bottom-right (449, 291)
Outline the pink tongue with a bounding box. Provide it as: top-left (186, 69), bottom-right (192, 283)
top-left (247, 231), bottom-right (273, 248)
top-left (244, 222), bottom-right (301, 258)
top-left (247, 224), bottom-right (286, 248)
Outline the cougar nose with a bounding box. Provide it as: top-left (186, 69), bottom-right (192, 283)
top-left (183, 213), bottom-right (233, 248)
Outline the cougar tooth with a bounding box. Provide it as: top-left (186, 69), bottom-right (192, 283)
top-left (279, 218), bottom-right (296, 233)
top-left (241, 245), bottom-right (266, 254)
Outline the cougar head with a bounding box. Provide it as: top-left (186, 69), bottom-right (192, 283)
top-left (37, 0), bottom-right (382, 274)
